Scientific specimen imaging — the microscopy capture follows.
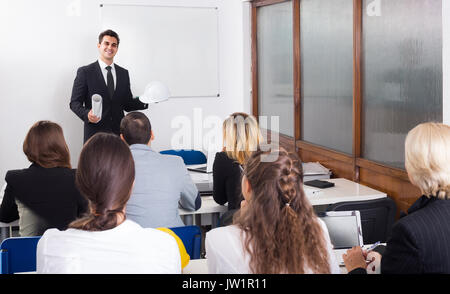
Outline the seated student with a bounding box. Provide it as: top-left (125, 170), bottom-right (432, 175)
top-left (206, 148), bottom-right (340, 274)
top-left (119, 112), bottom-right (200, 228)
top-left (213, 112), bottom-right (262, 225)
top-left (0, 121), bottom-right (87, 236)
top-left (343, 122), bottom-right (450, 274)
top-left (36, 133), bottom-right (181, 274)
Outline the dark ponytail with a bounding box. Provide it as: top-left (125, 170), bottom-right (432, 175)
top-left (70, 133), bottom-right (135, 231)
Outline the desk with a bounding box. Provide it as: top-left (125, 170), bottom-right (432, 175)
top-left (188, 167), bottom-right (213, 193)
top-left (185, 175), bottom-right (387, 228)
top-left (181, 250), bottom-right (353, 274)
top-left (306, 178), bottom-right (387, 206)
top-left (179, 196), bottom-right (227, 228)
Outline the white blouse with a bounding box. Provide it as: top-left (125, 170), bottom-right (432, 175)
top-left (36, 220), bottom-right (181, 274)
top-left (205, 219), bottom-right (340, 274)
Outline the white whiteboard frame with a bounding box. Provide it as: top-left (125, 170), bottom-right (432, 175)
top-left (99, 3), bottom-right (221, 98)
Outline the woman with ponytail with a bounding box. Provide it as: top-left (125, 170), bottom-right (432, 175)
top-left (205, 148), bottom-right (339, 274)
top-left (36, 133), bottom-right (181, 273)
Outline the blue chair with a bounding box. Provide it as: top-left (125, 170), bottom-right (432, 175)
top-left (169, 225), bottom-right (202, 259)
top-left (0, 236), bottom-right (41, 274)
top-left (160, 149), bottom-right (206, 165)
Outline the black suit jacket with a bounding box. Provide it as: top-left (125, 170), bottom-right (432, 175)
top-left (70, 61), bottom-right (147, 142)
top-left (212, 152), bottom-right (243, 210)
top-left (380, 196), bottom-right (450, 274)
top-left (0, 164), bottom-right (88, 236)
top-left (349, 195), bottom-right (450, 274)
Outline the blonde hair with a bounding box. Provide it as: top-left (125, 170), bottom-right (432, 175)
top-left (405, 122), bottom-right (450, 199)
top-left (223, 112), bottom-right (263, 165)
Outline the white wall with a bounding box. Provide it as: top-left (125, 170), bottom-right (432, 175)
top-left (0, 0), bottom-right (251, 184)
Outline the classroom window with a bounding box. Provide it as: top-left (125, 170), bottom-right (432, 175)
top-left (361, 0), bottom-right (443, 169)
top-left (257, 1), bottom-right (294, 137)
top-left (300, 0), bottom-right (354, 154)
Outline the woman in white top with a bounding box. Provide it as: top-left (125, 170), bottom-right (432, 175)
top-left (36, 133), bottom-right (181, 274)
top-left (206, 148), bottom-right (339, 274)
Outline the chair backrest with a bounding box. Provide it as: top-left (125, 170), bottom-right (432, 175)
top-left (169, 226), bottom-right (202, 259)
top-left (0, 236), bottom-right (41, 274)
top-left (326, 197), bottom-right (397, 244)
top-left (160, 149), bottom-right (207, 165)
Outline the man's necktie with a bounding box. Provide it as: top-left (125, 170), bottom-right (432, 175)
top-left (106, 66), bottom-right (114, 98)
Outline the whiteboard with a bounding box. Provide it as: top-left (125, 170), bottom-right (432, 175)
top-left (100, 4), bottom-right (220, 98)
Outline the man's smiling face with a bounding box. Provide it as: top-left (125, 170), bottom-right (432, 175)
top-left (98, 35), bottom-right (118, 64)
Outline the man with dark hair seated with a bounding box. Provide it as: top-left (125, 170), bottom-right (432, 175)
top-left (120, 112), bottom-right (201, 228)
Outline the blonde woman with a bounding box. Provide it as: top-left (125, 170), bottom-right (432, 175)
top-left (344, 122), bottom-right (450, 274)
top-left (212, 113), bottom-right (262, 216)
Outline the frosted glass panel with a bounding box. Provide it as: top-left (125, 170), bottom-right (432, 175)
top-left (362, 0), bottom-right (442, 169)
top-left (300, 0), bottom-right (353, 154)
top-left (257, 1), bottom-right (293, 137)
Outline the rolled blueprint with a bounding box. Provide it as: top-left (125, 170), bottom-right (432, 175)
top-left (91, 94), bottom-right (102, 120)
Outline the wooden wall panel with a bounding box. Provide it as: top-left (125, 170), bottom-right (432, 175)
top-left (262, 129), bottom-right (296, 153)
top-left (359, 167), bottom-right (421, 218)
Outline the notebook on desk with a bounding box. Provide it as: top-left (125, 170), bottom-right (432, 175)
top-left (187, 148), bottom-right (216, 174)
top-left (318, 211), bottom-right (364, 265)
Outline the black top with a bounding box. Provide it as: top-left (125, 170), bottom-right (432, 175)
top-left (349, 195), bottom-right (450, 274)
top-left (212, 152), bottom-right (243, 210)
top-left (69, 61), bottom-right (148, 143)
top-left (0, 164), bottom-right (88, 236)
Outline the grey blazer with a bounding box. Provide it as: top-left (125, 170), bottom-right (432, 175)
top-left (126, 144), bottom-right (200, 228)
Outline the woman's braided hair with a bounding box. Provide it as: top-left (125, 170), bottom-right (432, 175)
top-left (234, 148), bottom-right (330, 274)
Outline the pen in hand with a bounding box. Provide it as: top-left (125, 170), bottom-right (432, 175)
top-left (365, 241), bottom-right (381, 253)
top-left (364, 241), bottom-right (381, 264)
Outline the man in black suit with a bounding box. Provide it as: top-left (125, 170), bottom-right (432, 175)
top-left (70, 30), bottom-right (148, 143)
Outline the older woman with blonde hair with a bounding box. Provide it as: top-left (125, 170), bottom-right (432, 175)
top-left (344, 122), bottom-right (450, 274)
top-left (212, 112), bottom-right (263, 222)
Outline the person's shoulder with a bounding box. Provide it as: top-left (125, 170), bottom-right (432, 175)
top-left (159, 152), bottom-right (186, 166)
top-left (213, 151), bottom-right (234, 166)
top-left (206, 225), bottom-right (241, 241)
top-left (126, 220), bottom-right (172, 238)
top-left (398, 198), bottom-right (446, 227)
top-left (5, 166), bottom-right (37, 183)
top-left (214, 151), bottom-right (228, 160)
top-left (40, 227), bottom-right (65, 242)
top-left (138, 225), bottom-right (180, 249)
top-left (5, 168), bottom-right (27, 179)
top-left (78, 61), bottom-right (98, 71)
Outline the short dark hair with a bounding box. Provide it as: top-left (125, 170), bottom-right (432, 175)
top-left (120, 112), bottom-right (152, 145)
top-left (23, 121), bottom-right (71, 169)
top-left (98, 29), bottom-right (120, 45)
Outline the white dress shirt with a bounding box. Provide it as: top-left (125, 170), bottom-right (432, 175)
top-left (36, 219), bottom-right (181, 274)
top-left (98, 59), bottom-right (116, 90)
top-left (205, 219), bottom-right (340, 274)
